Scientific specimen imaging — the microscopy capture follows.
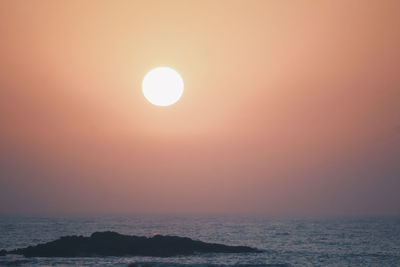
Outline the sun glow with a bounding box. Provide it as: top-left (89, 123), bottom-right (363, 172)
top-left (142, 67), bottom-right (184, 106)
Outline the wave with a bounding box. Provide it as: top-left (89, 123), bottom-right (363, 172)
top-left (128, 263), bottom-right (290, 267)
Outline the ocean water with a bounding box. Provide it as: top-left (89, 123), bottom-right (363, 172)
top-left (0, 214), bottom-right (399, 266)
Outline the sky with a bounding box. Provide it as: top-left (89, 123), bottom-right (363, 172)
top-left (0, 0), bottom-right (399, 215)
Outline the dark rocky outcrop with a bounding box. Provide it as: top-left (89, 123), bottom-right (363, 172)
top-left (2, 231), bottom-right (260, 257)
top-left (0, 249), bottom-right (6, 256)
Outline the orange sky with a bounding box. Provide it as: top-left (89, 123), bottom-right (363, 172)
top-left (1, 0), bottom-right (399, 215)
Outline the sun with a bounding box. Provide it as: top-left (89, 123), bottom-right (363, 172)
top-left (142, 67), bottom-right (184, 106)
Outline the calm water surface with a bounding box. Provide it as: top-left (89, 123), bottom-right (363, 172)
top-left (0, 214), bottom-right (399, 266)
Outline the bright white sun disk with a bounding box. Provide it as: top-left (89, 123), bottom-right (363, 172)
top-left (142, 67), bottom-right (184, 106)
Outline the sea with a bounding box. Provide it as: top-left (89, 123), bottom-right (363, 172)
top-left (0, 214), bottom-right (399, 266)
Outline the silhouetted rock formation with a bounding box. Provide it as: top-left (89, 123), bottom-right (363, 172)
top-left (3, 231), bottom-right (259, 257)
top-left (0, 249), bottom-right (6, 256)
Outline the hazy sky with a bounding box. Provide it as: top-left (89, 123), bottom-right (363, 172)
top-left (1, 0), bottom-right (399, 215)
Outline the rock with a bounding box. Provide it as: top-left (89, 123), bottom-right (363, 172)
top-left (0, 249), bottom-right (7, 256)
top-left (5, 231), bottom-right (260, 257)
